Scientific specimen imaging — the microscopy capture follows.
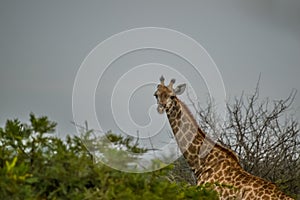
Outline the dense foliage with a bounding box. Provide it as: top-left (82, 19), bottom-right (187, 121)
top-left (0, 114), bottom-right (218, 200)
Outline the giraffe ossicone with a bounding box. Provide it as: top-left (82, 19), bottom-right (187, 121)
top-left (154, 76), bottom-right (294, 200)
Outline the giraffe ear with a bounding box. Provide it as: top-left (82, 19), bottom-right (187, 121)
top-left (174, 84), bottom-right (186, 95)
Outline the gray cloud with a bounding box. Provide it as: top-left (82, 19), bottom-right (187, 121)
top-left (0, 0), bottom-right (299, 140)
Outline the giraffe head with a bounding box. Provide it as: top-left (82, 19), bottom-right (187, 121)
top-left (154, 76), bottom-right (186, 114)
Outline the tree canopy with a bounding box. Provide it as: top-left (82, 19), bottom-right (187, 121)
top-left (0, 113), bottom-right (218, 200)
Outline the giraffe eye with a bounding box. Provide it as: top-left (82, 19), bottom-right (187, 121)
top-left (170, 96), bottom-right (175, 100)
top-left (154, 94), bottom-right (158, 99)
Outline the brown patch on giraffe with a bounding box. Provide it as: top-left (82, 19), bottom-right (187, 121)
top-left (236, 176), bottom-right (243, 183)
top-left (258, 191), bottom-right (264, 196)
top-left (177, 120), bottom-right (182, 127)
top-left (253, 182), bottom-right (260, 188)
top-left (213, 162), bottom-right (222, 173)
top-left (262, 194), bottom-right (271, 200)
top-left (170, 119), bottom-right (176, 127)
top-left (188, 144), bottom-right (198, 154)
top-left (186, 153), bottom-right (197, 160)
top-left (176, 110), bottom-right (182, 119)
top-left (173, 126), bottom-right (179, 134)
top-left (225, 176), bottom-right (232, 182)
top-left (170, 111), bottom-right (177, 119)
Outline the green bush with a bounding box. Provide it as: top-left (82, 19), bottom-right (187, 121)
top-left (0, 114), bottom-right (218, 200)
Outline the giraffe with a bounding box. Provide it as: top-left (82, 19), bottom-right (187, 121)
top-left (154, 76), bottom-right (294, 200)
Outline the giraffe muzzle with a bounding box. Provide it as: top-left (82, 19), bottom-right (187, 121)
top-left (157, 104), bottom-right (165, 114)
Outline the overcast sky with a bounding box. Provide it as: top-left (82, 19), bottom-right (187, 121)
top-left (1, 1), bottom-right (299, 144)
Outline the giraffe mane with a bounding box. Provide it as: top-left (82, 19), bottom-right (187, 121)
top-left (178, 99), bottom-right (241, 165)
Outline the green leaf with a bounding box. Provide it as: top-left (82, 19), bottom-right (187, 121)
top-left (25, 177), bottom-right (39, 184)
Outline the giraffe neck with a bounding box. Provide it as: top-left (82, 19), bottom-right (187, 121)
top-left (166, 97), bottom-right (241, 182)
